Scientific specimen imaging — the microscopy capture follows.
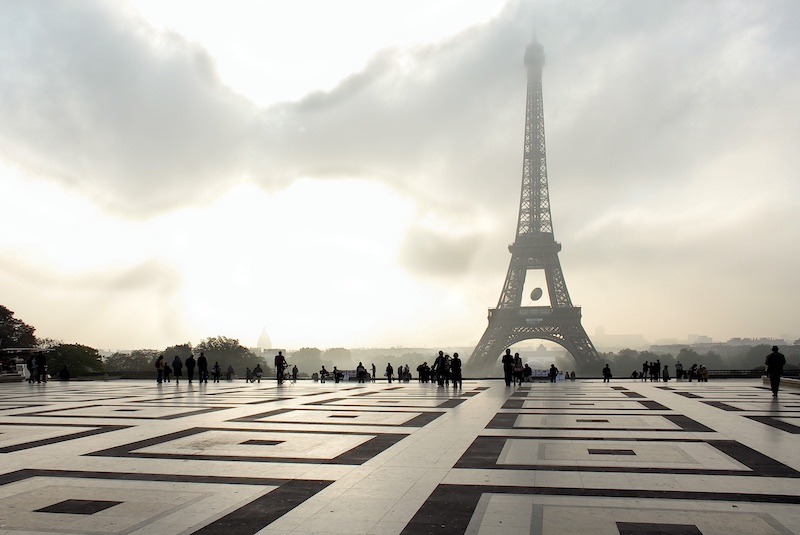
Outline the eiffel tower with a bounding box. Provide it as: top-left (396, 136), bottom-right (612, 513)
top-left (465, 41), bottom-right (600, 377)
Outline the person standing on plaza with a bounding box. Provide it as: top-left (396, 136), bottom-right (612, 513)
top-left (386, 363), bottom-right (394, 383)
top-left (26, 354), bottom-right (36, 383)
top-left (197, 352), bottom-right (208, 383)
top-left (662, 364), bottom-right (670, 382)
top-left (513, 353), bottom-right (524, 386)
top-left (253, 364), bottom-right (263, 383)
top-left (292, 365), bottom-right (299, 383)
top-left (274, 351), bottom-right (287, 384)
top-left (502, 348), bottom-right (514, 386)
top-left (212, 361), bottom-right (221, 382)
top-left (549, 364), bottom-right (558, 383)
top-left (35, 351), bottom-right (47, 383)
top-left (185, 353), bottom-right (196, 384)
top-left (155, 355), bottom-right (164, 384)
top-left (602, 364), bottom-right (612, 383)
top-left (451, 352), bottom-right (463, 389)
top-left (356, 362), bottom-right (366, 383)
top-left (172, 355), bottom-right (183, 385)
top-left (765, 346), bottom-right (786, 397)
top-left (371, 363), bottom-right (376, 383)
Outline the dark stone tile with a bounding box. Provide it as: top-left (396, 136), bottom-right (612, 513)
top-left (616, 522), bottom-right (702, 534)
top-left (35, 499), bottom-right (122, 515)
top-left (241, 439), bottom-right (284, 446)
top-left (588, 449), bottom-right (636, 455)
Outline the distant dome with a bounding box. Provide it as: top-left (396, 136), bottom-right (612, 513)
top-left (257, 328), bottom-right (272, 350)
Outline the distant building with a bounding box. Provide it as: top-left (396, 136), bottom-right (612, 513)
top-left (257, 328), bottom-right (272, 350)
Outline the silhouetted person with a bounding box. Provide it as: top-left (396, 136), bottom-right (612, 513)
top-left (333, 366), bottom-right (341, 383)
top-left (185, 353), bottom-right (196, 384)
top-left (155, 355), bottom-right (164, 384)
top-left (197, 352), bottom-right (208, 383)
top-left (386, 363), bottom-right (394, 383)
top-left (26, 355), bottom-right (35, 383)
top-left (253, 364), bottom-right (263, 383)
top-left (226, 365), bottom-right (234, 380)
top-left (356, 362), bottom-right (367, 383)
top-left (212, 362), bottom-right (221, 382)
top-left (602, 364), bottom-right (612, 383)
top-left (662, 365), bottom-right (670, 382)
top-left (523, 364), bottom-right (532, 383)
top-left (675, 361), bottom-right (684, 380)
top-left (513, 353), bottom-right (524, 386)
top-left (502, 349), bottom-right (514, 386)
top-left (58, 365), bottom-right (70, 381)
top-left (320, 366), bottom-right (329, 383)
top-left (451, 352), bottom-right (463, 389)
top-left (35, 351), bottom-right (47, 383)
top-left (163, 363), bottom-right (172, 382)
top-left (172, 355), bottom-right (183, 384)
top-left (371, 363), bottom-right (376, 383)
top-left (292, 365), bottom-right (299, 382)
top-left (549, 364), bottom-right (558, 383)
top-left (765, 346), bottom-right (786, 397)
top-left (274, 351), bottom-right (287, 384)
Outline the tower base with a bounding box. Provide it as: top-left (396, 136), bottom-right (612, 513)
top-left (465, 306), bottom-right (601, 377)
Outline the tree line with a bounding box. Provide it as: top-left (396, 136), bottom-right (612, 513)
top-left (1, 305), bottom-right (268, 377)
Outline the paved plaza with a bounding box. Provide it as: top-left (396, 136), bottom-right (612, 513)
top-left (0, 378), bottom-right (799, 534)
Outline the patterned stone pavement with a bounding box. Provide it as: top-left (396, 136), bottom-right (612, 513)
top-left (0, 378), bottom-right (799, 534)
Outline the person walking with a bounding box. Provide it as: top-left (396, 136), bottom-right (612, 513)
top-left (185, 353), bottom-right (196, 384)
top-left (513, 353), bottom-right (524, 386)
top-left (292, 365), bottom-right (299, 383)
top-left (766, 346), bottom-right (786, 397)
top-left (602, 364), bottom-right (612, 383)
top-left (274, 351), bottom-right (287, 384)
top-left (155, 355), bottom-right (164, 384)
top-left (502, 349), bottom-right (514, 386)
top-left (172, 355), bottom-right (183, 385)
top-left (197, 352), bottom-right (208, 383)
top-left (549, 364), bottom-right (559, 383)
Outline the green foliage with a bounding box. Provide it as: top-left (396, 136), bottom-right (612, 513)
top-left (0, 305), bottom-right (37, 349)
top-left (194, 336), bottom-right (267, 375)
top-left (50, 344), bottom-right (104, 376)
top-left (105, 349), bottom-right (159, 372)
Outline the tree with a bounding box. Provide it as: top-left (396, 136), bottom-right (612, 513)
top-left (105, 350), bottom-right (159, 372)
top-left (163, 343), bottom-right (193, 360)
top-left (0, 305), bottom-right (37, 349)
top-left (194, 336), bottom-right (266, 375)
top-left (50, 344), bottom-right (104, 376)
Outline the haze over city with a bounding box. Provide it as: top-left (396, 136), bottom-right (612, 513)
top-left (1, 0), bottom-right (798, 352)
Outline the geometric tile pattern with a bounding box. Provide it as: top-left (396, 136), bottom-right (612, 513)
top-left (1, 379), bottom-right (799, 534)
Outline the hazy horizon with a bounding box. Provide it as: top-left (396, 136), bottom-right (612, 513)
top-left (2, 1), bottom-right (798, 351)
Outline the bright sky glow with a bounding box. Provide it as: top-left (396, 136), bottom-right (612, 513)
top-left (1, 1), bottom-right (798, 353)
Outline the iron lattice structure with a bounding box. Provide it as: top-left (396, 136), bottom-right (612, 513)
top-left (465, 42), bottom-right (600, 377)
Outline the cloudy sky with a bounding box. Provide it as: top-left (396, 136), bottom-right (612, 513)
top-left (1, 0), bottom-right (798, 352)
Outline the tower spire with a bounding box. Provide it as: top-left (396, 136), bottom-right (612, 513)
top-left (465, 41), bottom-right (599, 376)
